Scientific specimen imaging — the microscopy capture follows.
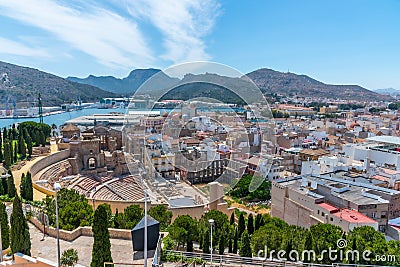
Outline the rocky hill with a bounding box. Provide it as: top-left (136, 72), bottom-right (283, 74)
top-left (373, 88), bottom-right (400, 96)
top-left (68, 67), bottom-right (391, 102)
top-left (246, 68), bottom-right (391, 101)
top-left (0, 61), bottom-right (115, 106)
top-left (68, 69), bottom-right (179, 96)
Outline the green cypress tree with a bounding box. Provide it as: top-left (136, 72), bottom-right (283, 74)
top-left (7, 129), bottom-right (12, 141)
top-left (39, 131), bottom-right (46, 146)
top-left (247, 214), bottom-right (254, 235)
top-left (7, 170), bottom-right (16, 198)
top-left (20, 138), bottom-right (26, 159)
top-left (228, 237), bottom-right (233, 253)
top-left (0, 179), bottom-right (3, 195)
top-left (0, 202), bottom-right (10, 250)
top-left (10, 196), bottom-right (31, 255)
top-left (2, 128), bottom-right (7, 140)
top-left (91, 205), bottom-right (113, 267)
top-left (230, 212), bottom-right (235, 225)
top-left (26, 134), bottom-right (33, 158)
top-left (233, 228), bottom-right (238, 254)
top-left (1, 175), bottom-right (8, 195)
top-left (202, 230), bottom-right (210, 254)
top-left (25, 172), bottom-right (33, 201)
top-left (34, 130), bottom-right (40, 146)
top-left (238, 213), bottom-right (245, 238)
top-left (20, 173), bottom-right (26, 200)
top-left (4, 141), bottom-right (11, 168)
top-left (18, 134), bottom-right (22, 154)
top-left (255, 214), bottom-right (264, 231)
top-left (0, 133), bottom-right (3, 162)
top-left (218, 234), bottom-right (225, 255)
top-left (13, 142), bottom-right (18, 162)
top-left (239, 231), bottom-right (252, 257)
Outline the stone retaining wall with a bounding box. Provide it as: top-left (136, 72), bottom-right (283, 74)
top-left (29, 216), bottom-right (132, 242)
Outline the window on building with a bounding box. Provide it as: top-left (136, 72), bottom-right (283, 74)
top-left (372, 212), bottom-right (377, 219)
top-left (330, 217), bottom-right (333, 222)
top-left (381, 211), bottom-right (387, 219)
top-left (318, 210), bottom-right (320, 215)
top-left (321, 212), bottom-right (325, 217)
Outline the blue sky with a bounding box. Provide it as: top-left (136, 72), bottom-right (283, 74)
top-left (0, 0), bottom-right (399, 89)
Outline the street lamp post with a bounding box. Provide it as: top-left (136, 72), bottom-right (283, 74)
top-left (139, 167), bottom-right (148, 267)
top-left (54, 182), bottom-right (61, 267)
top-left (0, 173), bottom-right (11, 263)
top-left (208, 219), bottom-right (214, 267)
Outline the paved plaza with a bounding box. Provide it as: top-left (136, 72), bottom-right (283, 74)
top-left (29, 222), bottom-right (147, 267)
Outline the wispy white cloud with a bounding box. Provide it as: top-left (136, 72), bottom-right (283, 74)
top-left (123, 0), bottom-right (221, 64)
top-left (0, 37), bottom-right (49, 57)
top-left (0, 0), bottom-right (154, 69)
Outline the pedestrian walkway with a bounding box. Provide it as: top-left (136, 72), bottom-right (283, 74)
top-left (29, 221), bottom-right (137, 266)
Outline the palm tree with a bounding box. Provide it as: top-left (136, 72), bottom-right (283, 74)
top-left (60, 249), bottom-right (79, 267)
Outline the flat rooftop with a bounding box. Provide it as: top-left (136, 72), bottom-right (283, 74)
top-left (366, 135), bottom-right (400, 146)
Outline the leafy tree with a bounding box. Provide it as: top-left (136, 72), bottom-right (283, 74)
top-left (169, 215), bottom-right (198, 251)
top-left (59, 201), bottom-right (93, 231)
top-left (239, 231), bottom-right (251, 257)
top-left (251, 221), bottom-right (286, 253)
top-left (230, 174), bottom-right (271, 201)
top-left (198, 210), bottom-right (229, 254)
top-left (388, 102), bottom-right (400, 110)
top-left (123, 204), bottom-right (143, 229)
top-left (10, 196), bottom-right (31, 255)
top-left (237, 213), bottom-right (245, 238)
top-left (310, 223), bottom-right (343, 263)
top-left (386, 240), bottom-right (400, 266)
top-left (247, 214), bottom-right (254, 235)
top-left (61, 248), bottom-right (79, 267)
top-left (0, 202), bottom-right (10, 250)
top-left (91, 205), bottom-right (113, 267)
top-left (346, 226), bottom-right (388, 265)
top-left (44, 188), bottom-right (93, 230)
top-left (148, 205), bottom-right (172, 230)
top-left (7, 170), bottom-right (16, 198)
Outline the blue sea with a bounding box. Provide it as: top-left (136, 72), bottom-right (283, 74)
top-left (0, 108), bottom-right (126, 129)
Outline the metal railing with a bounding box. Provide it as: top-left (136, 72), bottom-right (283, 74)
top-left (162, 250), bottom-right (395, 267)
top-left (152, 234), bottom-right (163, 267)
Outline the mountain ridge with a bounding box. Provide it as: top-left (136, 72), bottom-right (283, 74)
top-left (246, 68), bottom-right (391, 101)
top-left (0, 61), bottom-right (115, 106)
top-left (69, 67), bottom-right (391, 101)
